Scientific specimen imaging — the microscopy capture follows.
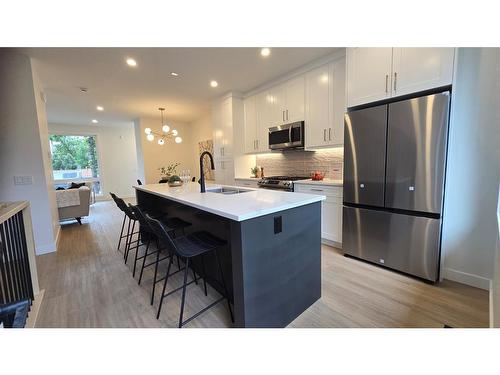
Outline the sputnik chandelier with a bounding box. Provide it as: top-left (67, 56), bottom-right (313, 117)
top-left (144, 107), bottom-right (182, 145)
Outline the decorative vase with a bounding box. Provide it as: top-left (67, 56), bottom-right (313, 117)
top-left (168, 180), bottom-right (183, 187)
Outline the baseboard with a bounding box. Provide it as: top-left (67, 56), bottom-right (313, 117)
top-left (26, 289), bottom-right (44, 328)
top-left (321, 238), bottom-right (342, 249)
top-left (442, 267), bottom-right (491, 290)
top-left (490, 280), bottom-right (494, 328)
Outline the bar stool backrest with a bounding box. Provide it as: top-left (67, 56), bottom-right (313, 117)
top-left (129, 204), bottom-right (153, 231)
top-left (110, 192), bottom-right (136, 220)
top-left (144, 213), bottom-right (180, 257)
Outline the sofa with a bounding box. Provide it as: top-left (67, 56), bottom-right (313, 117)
top-left (57, 186), bottom-right (91, 224)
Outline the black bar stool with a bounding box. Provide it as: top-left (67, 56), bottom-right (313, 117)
top-left (144, 213), bottom-right (234, 328)
top-left (129, 205), bottom-right (193, 305)
top-left (110, 193), bottom-right (137, 255)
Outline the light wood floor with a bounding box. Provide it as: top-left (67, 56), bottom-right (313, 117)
top-left (35, 200), bottom-right (489, 328)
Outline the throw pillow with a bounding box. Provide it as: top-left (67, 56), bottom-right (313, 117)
top-left (68, 182), bottom-right (85, 189)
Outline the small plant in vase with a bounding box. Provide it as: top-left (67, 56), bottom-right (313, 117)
top-left (158, 163), bottom-right (180, 181)
top-left (250, 166), bottom-right (259, 178)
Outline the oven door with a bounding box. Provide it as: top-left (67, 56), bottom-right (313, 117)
top-left (268, 121), bottom-right (304, 150)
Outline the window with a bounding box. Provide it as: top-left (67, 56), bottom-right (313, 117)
top-left (49, 134), bottom-right (102, 194)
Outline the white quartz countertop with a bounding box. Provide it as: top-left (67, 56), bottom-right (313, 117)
top-left (294, 179), bottom-right (343, 187)
top-left (134, 182), bottom-right (325, 222)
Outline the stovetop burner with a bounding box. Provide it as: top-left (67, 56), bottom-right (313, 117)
top-left (264, 176), bottom-right (310, 181)
top-left (257, 175), bottom-right (310, 191)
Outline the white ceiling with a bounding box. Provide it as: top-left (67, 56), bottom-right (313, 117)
top-left (19, 47), bottom-right (338, 127)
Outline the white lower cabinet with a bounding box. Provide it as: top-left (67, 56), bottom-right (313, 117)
top-left (294, 183), bottom-right (342, 245)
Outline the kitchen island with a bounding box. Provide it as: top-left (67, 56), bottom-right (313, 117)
top-left (134, 182), bottom-right (324, 328)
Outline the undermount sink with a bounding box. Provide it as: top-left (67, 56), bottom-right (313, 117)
top-left (206, 187), bottom-right (252, 195)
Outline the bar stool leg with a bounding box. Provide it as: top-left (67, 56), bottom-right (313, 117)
top-left (150, 241), bottom-right (161, 305)
top-left (156, 256), bottom-right (174, 319)
top-left (138, 237), bottom-right (151, 285)
top-left (123, 217), bottom-right (132, 258)
top-left (215, 250), bottom-right (234, 323)
top-left (201, 254), bottom-right (208, 296)
top-left (132, 232), bottom-right (142, 277)
top-left (117, 214), bottom-right (126, 251)
top-left (178, 258), bottom-right (190, 328)
top-left (125, 220), bottom-right (136, 264)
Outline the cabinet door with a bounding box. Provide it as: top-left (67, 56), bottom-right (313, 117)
top-left (212, 102), bottom-right (223, 158)
top-left (284, 75), bottom-right (305, 123)
top-left (329, 58), bottom-right (346, 146)
top-left (220, 98), bottom-right (233, 158)
top-left (392, 48), bottom-right (454, 97)
top-left (256, 91), bottom-right (271, 151)
top-left (305, 63), bottom-right (330, 148)
top-left (322, 197), bottom-right (342, 243)
top-left (244, 95), bottom-right (257, 153)
top-left (346, 48), bottom-right (393, 107)
top-left (261, 85), bottom-right (285, 128)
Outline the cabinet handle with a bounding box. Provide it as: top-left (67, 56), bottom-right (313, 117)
top-left (256, 139), bottom-right (259, 149)
top-left (328, 128), bottom-right (332, 141)
top-left (286, 109), bottom-right (289, 121)
top-left (394, 72), bottom-right (397, 91)
top-left (385, 74), bottom-right (389, 93)
top-left (282, 110), bottom-right (285, 122)
top-left (311, 188), bottom-right (324, 192)
top-left (323, 129), bottom-right (326, 141)
top-left (254, 140), bottom-right (256, 149)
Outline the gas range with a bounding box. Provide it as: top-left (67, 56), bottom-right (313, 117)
top-left (257, 176), bottom-right (310, 192)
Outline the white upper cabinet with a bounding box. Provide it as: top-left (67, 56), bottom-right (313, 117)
top-left (347, 48), bottom-right (393, 107)
top-left (244, 93), bottom-right (270, 153)
top-left (283, 76), bottom-right (305, 123)
top-left (261, 75), bottom-right (305, 126)
top-left (305, 57), bottom-right (346, 148)
top-left (347, 47), bottom-right (455, 107)
top-left (305, 63), bottom-right (330, 148)
top-left (244, 95), bottom-right (258, 153)
top-left (391, 48), bottom-right (455, 97)
top-left (212, 96), bottom-right (233, 159)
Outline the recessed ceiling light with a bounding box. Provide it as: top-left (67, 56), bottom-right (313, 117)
top-left (260, 48), bottom-right (271, 57)
top-left (170, 72), bottom-right (179, 77)
top-left (96, 106), bottom-right (104, 111)
top-left (92, 119), bottom-right (98, 124)
top-left (126, 58), bottom-right (137, 67)
top-left (210, 80), bottom-right (218, 88)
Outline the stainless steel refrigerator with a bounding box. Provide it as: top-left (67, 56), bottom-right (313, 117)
top-left (342, 92), bottom-right (450, 281)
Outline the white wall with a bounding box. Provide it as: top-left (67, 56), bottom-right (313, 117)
top-left (134, 117), bottom-right (195, 184)
top-left (0, 51), bottom-right (59, 254)
top-left (48, 123), bottom-right (139, 198)
top-left (442, 48), bottom-right (500, 289)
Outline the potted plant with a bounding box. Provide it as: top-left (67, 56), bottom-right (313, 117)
top-left (158, 163), bottom-right (180, 182)
top-left (250, 166), bottom-right (259, 178)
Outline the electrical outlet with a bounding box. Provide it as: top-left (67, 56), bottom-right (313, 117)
top-left (14, 176), bottom-right (34, 185)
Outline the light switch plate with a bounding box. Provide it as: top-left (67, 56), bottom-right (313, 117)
top-left (14, 176), bottom-right (34, 185)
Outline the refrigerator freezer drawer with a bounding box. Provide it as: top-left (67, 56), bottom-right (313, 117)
top-left (342, 206), bottom-right (441, 281)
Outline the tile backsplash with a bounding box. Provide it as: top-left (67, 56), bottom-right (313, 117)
top-left (255, 148), bottom-right (344, 180)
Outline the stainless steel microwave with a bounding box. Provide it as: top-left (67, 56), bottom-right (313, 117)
top-left (268, 121), bottom-right (304, 150)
